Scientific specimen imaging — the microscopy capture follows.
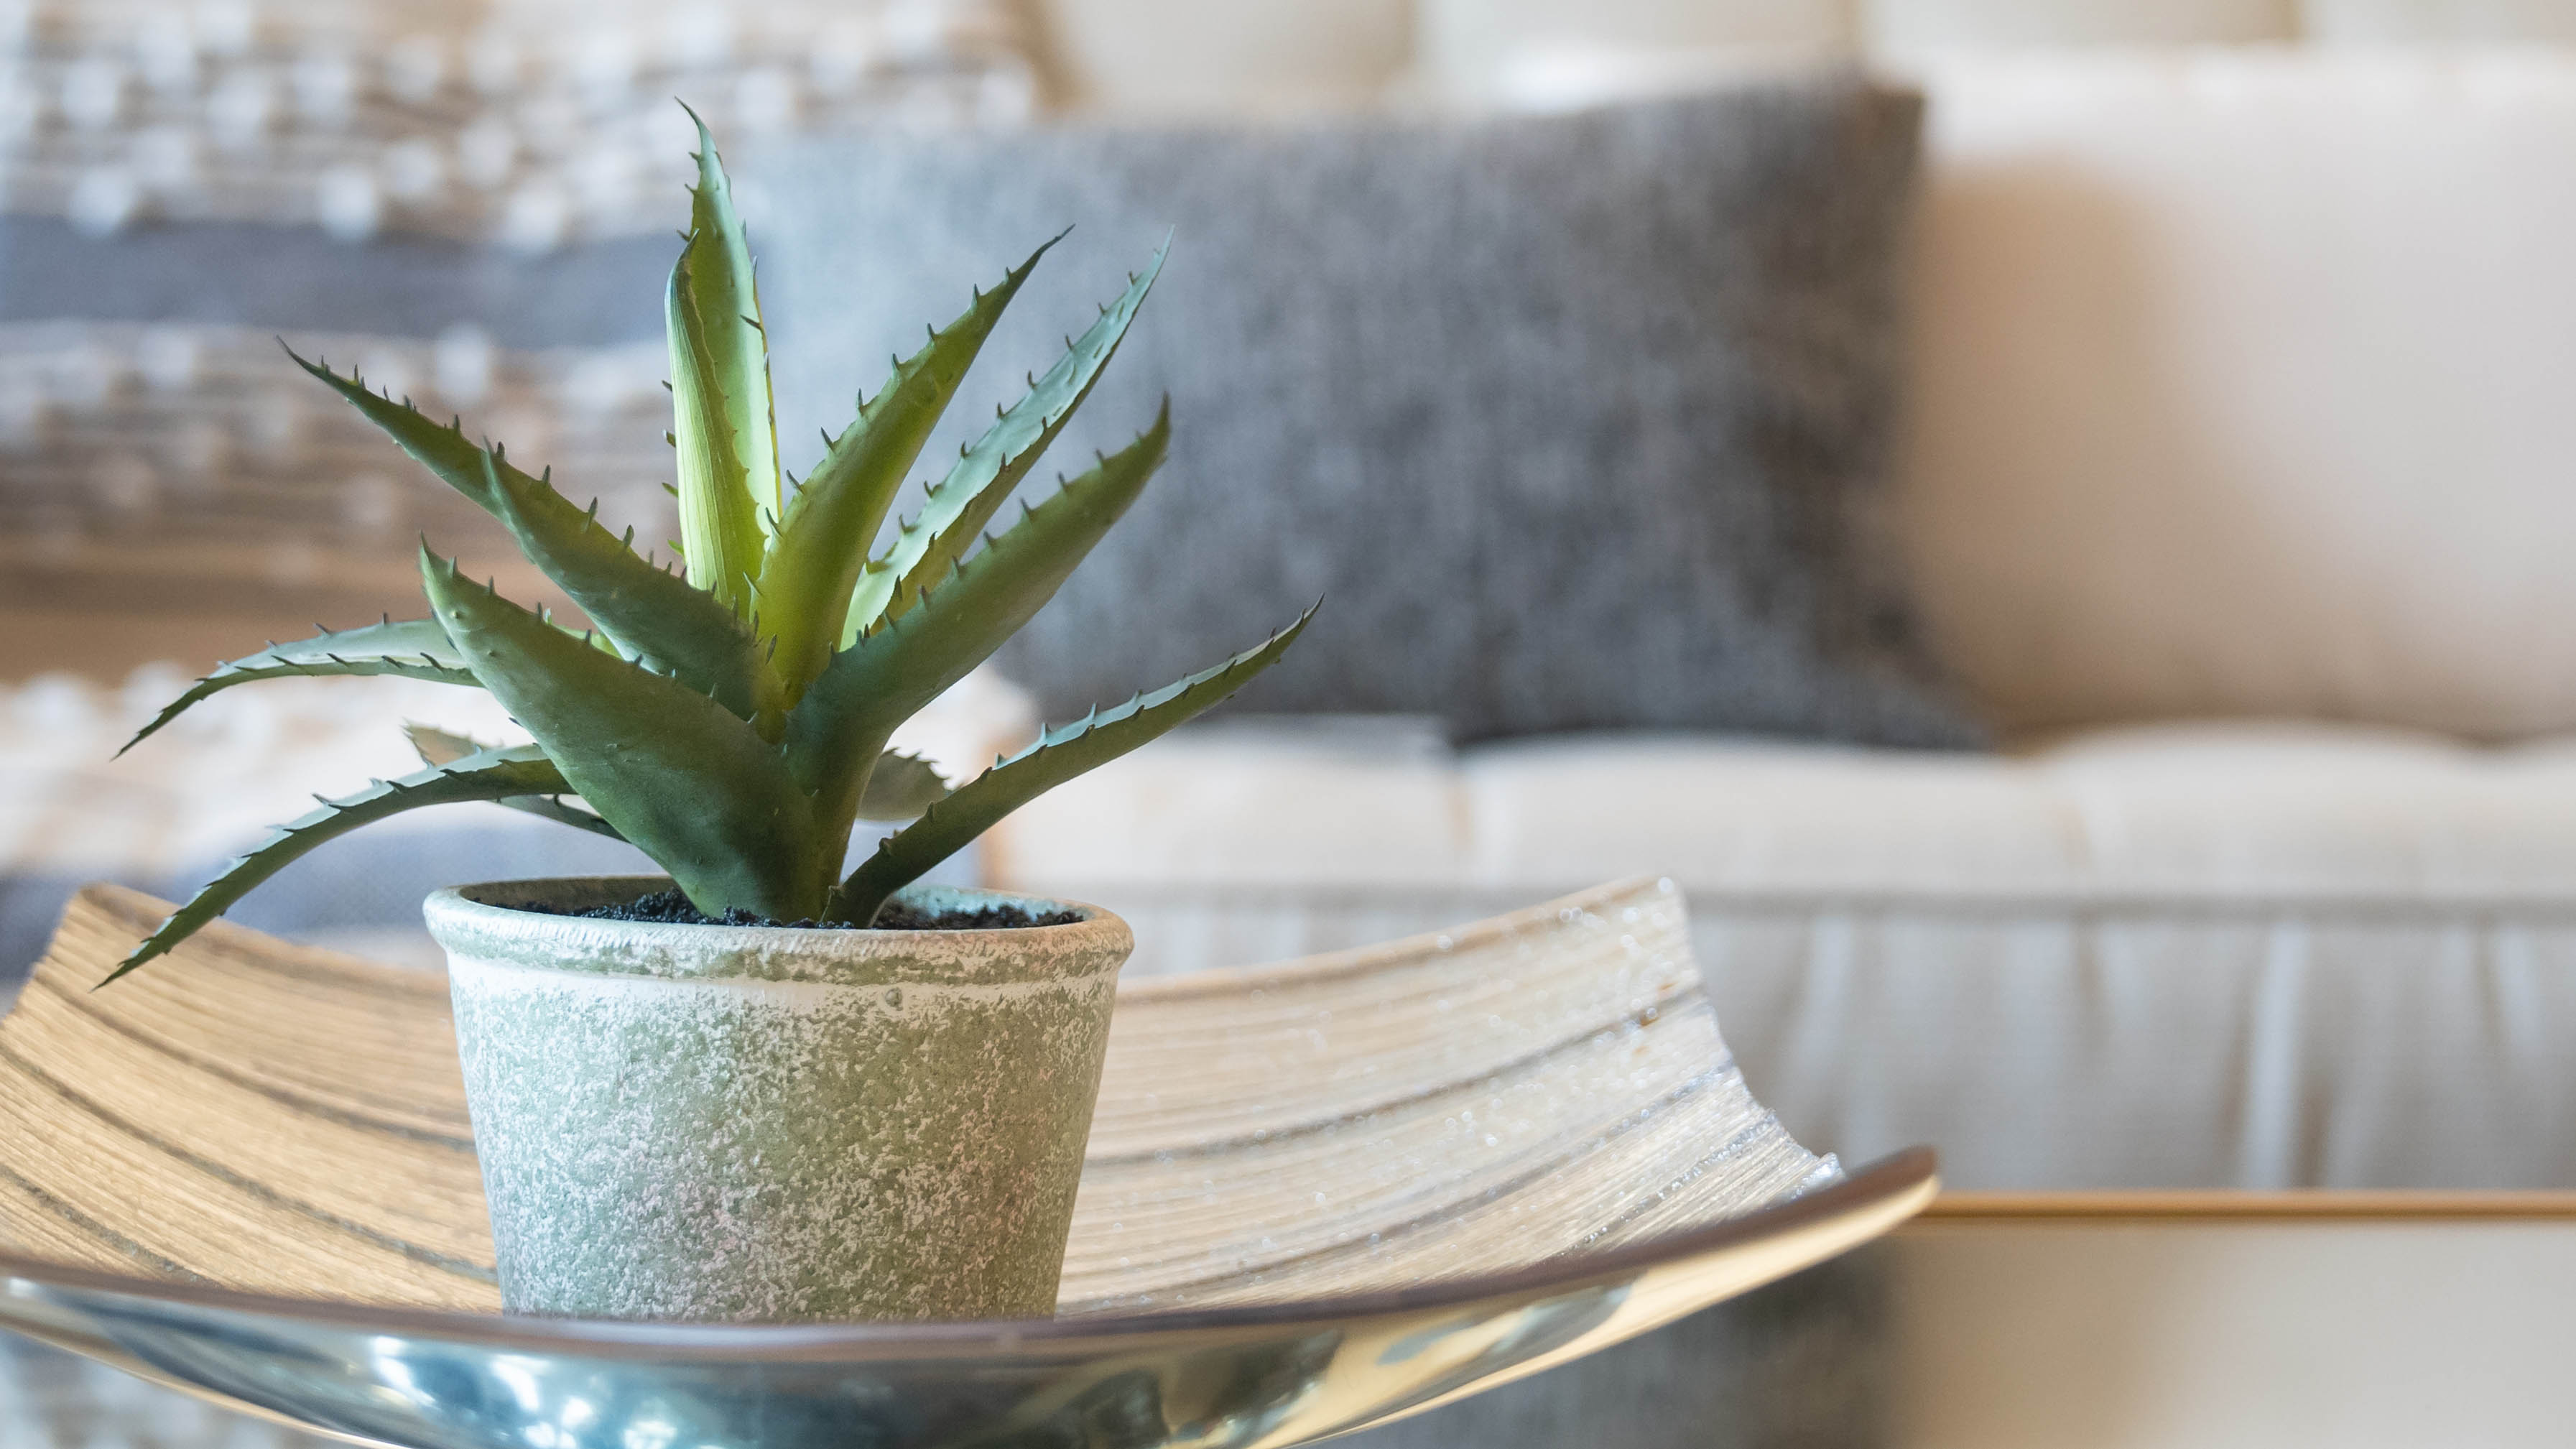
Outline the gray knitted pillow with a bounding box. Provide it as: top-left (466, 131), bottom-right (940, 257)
top-left (759, 79), bottom-right (1981, 746)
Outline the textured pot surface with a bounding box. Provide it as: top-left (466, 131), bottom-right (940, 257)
top-left (424, 876), bottom-right (1131, 1323)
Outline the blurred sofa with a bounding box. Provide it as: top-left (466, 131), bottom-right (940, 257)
top-left (8, 1), bottom-right (2576, 1193)
top-left (959, 3), bottom-right (2576, 1195)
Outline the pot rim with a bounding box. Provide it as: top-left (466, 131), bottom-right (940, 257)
top-left (425, 876), bottom-right (1133, 986)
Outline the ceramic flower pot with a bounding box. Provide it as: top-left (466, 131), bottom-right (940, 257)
top-left (422, 876), bottom-right (1131, 1323)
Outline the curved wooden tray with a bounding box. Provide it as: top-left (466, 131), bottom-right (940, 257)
top-left (0, 877), bottom-right (1935, 1446)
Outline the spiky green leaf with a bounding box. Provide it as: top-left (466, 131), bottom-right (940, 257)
top-left (667, 248), bottom-right (767, 619)
top-left (757, 236), bottom-right (1058, 700)
top-left (843, 242), bottom-right (1165, 644)
top-left (422, 545), bottom-right (822, 920)
top-left (289, 347), bottom-right (762, 706)
top-left (101, 744), bottom-right (572, 984)
top-left (680, 106), bottom-right (780, 533)
top-left (404, 724), bottom-right (625, 840)
top-left (120, 618), bottom-right (472, 756)
top-left (784, 403), bottom-right (1172, 842)
top-left (289, 346), bottom-right (509, 512)
top-left (828, 605), bottom-right (1314, 923)
top-left (855, 751), bottom-right (950, 822)
top-left (481, 453), bottom-right (774, 721)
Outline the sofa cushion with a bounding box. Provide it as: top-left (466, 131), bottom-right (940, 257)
top-left (1902, 53), bottom-right (2576, 740)
top-left (983, 716), bottom-right (1470, 890)
top-left (1043, 0), bottom-right (1413, 115)
top-left (1866, 0), bottom-right (2294, 48)
top-left (2302, 0), bottom-right (2576, 42)
top-left (988, 716), bottom-right (2576, 901)
top-left (758, 79), bottom-right (1983, 748)
top-left (983, 718), bottom-right (2576, 1193)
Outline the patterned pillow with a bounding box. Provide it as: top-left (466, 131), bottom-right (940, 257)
top-left (0, 323), bottom-right (670, 629)
top-left (0, 0), bottom-right (1034, 245)
top-left (0, 0), bottom-right (1039, 676)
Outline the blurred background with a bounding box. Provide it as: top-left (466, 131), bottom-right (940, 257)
top-left (9, 1), bottom-right (2576, 1443)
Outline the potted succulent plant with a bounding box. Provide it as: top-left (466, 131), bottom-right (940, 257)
top-left (105, 119), bottom-right (1308, 1324)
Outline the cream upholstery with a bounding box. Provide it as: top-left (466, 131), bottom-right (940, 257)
top-left (1036, 0), bottom-right (2576, 116)
top-left (1471, 726), bottom-right (2576, 898)
top-left (986, 721), bottom-right (2576, 1190)
top-left (981, 718), bottom-right (1468, 891)
top-left (1903, 53), bottom-right (2576, 738)
top-left (1414, 0), bottom-right (1855, 105)
top-left (989, 721), bottom-right (2576, 904)
top-left (1863, 0), bottom-right (2296, 49)
top-left (2306, 0), bottom-right (2576, 43)
top-left (1040, 0), bottom-right (1412, 114)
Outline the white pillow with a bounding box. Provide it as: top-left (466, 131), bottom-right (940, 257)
top-left (1901, 52), bottom-right (2576, 739)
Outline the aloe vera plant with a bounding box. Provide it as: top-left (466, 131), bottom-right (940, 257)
top-left (108, 118), bottom-right (1308, 983)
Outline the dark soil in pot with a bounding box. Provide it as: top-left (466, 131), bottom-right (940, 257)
top-left (504, 887), bottom-right (1082, 932)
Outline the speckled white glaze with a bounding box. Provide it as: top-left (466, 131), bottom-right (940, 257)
top-left (425, 876), bottom-right (1132, 1323)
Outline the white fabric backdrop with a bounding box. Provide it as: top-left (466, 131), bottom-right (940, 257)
top-left (1902, 53), bottom-right (2576, 739)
